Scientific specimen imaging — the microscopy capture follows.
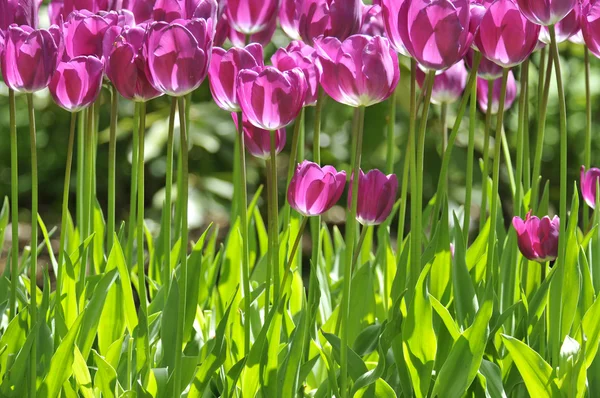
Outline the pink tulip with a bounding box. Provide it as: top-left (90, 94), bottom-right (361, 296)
top-left (49, 55), bottom-right (103, 111)
top-left (271, 40), bottom-right (321, 106)
top-left (1, 25), bottom-right (62, 93)
top-left (580, 166), bottom-right (600, 209)
top-left (48, 0), bottom-right (121, 25)
top-left (0, 0), bottom-right (40, 30)
top-left (416, 59), bottom-right (468, 104)
top-left (236, 66), bottom-right (307, 130)
top-left (360, 4), bottom-right (385, 37)
top-left (512, 211), bottom-right (559, 263)
top-left (122, 0), bottom-right (156, 23)
top-left (225, 0), bottom-right (278, 35)
top-left (208, 43), bottom-right (264, 112)
top-left (476, 71), bottom-right (517, 114)
top-left (298, 0), bottom-right (362, 44)
top-left (314, 34), bottom-right (399, 107)
top-left (279, 0), bottom-right (301, 40)
top-left (515, 0), bottom-right (577, 26)
top-left (465, 48), bottom-right (504, 80)
top-left (581, 0), bottom-right (600, 57)
top-left (105, 26), bottom-right (162, 101)
top-left (540, 5), bottom-right (580, 43)
top-left (63, 10), bottom-right (125, 59)
top-left (287, 160), bottom-right (347, 217)
top-left (227, 12), bottom-right (276, 47)
top-left (349, 169), bottom-right (398, 225)
top-left (231, 113), bottom-right (286, 159)
top-left (381, 0), bottom-right (409, 56)
top-left (152, 0), bottom-right (217, 22)
top-left (474, 0), bottom-right (541, 68)
top-left (146, 18), bottom-right (213, 96)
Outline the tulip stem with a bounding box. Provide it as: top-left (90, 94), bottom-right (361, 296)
top-left (440, 103), bottom-right (448, 153)
top-left (9, 89), bottom-right (18, 320)
top-left (486, 68), bottom-right (510, 284)
top-left (107, 85), bottom-right (118, 253)
top-left (79, 106), bottom-right (94, 295)
top-left (127, 103), bottom-right (140, 267)
top-left (584, 48), bottom-right (591, 231)
top-left (280, 216), bottom-right (308, 295)
top-left (340, 105), bottom-right (366, 398)
top-left (352, 225), bottom-right (369, 273)
top-left (515, 60), bottom-right (529, 217)
top-left (500, 126), bottom-right (516, 196)
top-left (163, 98), bottom-right (177, 292)
top-left (386, 89), bottom-right (397, 174)
top-left (464, 75), bottom-right (477, 243)
top-left (311, 88), bottom-right (324, 294)
top-left (480, 79), bottom-right (494, 232)
top-left (283, 109), bottom-right (305, 257)
top-left (268, 130), bottom-right (281, 308)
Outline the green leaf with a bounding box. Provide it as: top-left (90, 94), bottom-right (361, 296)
top-left (478, 360), bottom-right (507, 398)
top-left (579, 292), bottom-right (600, 368)
top-left (93, 350), bottom-right (118, 398)
top-left (452, 214), bottom-right (479, 329)
top-left (72, 346), bottom-right (94, 398)
top-left (322, 332), bottom-right (368, 381)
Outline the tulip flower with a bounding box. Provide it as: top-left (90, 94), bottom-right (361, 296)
top-left (225, 0), bottom-right (277, 35)
top-left (63, 10), bottom-right (125, 59)
top-left (236, 66), bottom-right (307, 130)
top-left (122, 0), bottom-right (156, 23)
top-left (314, 34), bottom-right (399, 108)
top-left (349, 169), bottom-right (398, 225)
top-left (360, 4), bottom-right (385, 37)
top-left (476, 72), bottom-right (517, 114)
top-left (512, 211), bottom-right (560, 263)
top-left (49, 0), bottom-right (120, 25)
top-left (279, 0), bottom-right (301, 40)
top-left (231, 113), bottom-right (286, 159)
top-left (146, 18), bottom-right (213, 97)
top-left (298, 0), bottom-right (362, 44)
top-left (416, 60), bottom-right (468, 105)
top-left (516, 0), bottom-right (577, 26)
top-left (581, 1), bottom-right (600, 57)
top-left (272, 40), bottom-right (321, 106)
top-left (228, 13), bottom-right (276, 47)
top-left (465, 48), bottom-right (503, 80)
top-left (539, 6), bottom-right (580, 43)
top-left (152, 0), bottom-right (217, 22)
top-left (0, 0), bottom-right (40, 29)
top-left (208, 43), bottom-right (264, 112)
top-left (581, 166), bottom-right (600, 209)
top-left (49, 55), bottom-right (104, 112)
top-left (1, 25), bottom-right (62, 93)
top-left (474, 0), bottom-right (541, 68)
top-left (287, 160), bottom-right (347, 217)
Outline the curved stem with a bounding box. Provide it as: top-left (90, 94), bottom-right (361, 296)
top-left (107, 85), bottom-right (118, 253)
top-left (127, 103), bottom-right (140, 267)
top-left (464, 75), bottom-right (477, 242)
top-left (515, 60), bottom-right (529, 217)
top-left (500, 126), bottom-right (516, 197)
top-left (387, 90), bottom-right (397, 174)
top-left (9, 89), bottom-right (18, 320)
top-left (480, 79), bottom-right (494, 231)
top-left (163, 98), bottom-right (177, 289)
top-left (584, 48), bottom-right (592, 230)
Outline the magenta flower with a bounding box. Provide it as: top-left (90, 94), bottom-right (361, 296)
top-left (236, 66), bottom-right (307, 130)
top-left (298, 0), bottom-right (362, 44)
top-left (314, 34), bottom-right (399, 107)
top-left (146, 18), bottom-right (213, 96)
top-left (225, 0), bottom-right (277, 35)
top-left (122, 0), bottom-right (156, 24)
top-left (105, 26), bottom-right (162, 102)
top-left (349, 169), bottom-right (398, 225)
top-left (227, 12), bottom-right (276, 47)
top-left (360, 4), bottom-right (385, 37)
top-left (279, 0), bottom-right (301, 40)
top-left (465, 48), bottom-right (503, 80)
top-left (381, 0), bottom-right (409, 56)
top-left (49, 55), bottom-right (103, 112)
top-left (476, 71), bottom-right (517, 114)
top-left (416, 59), bottom-right (468, 105)
top-left (231, 113), bottom-right (286, 159)
top-left (515, 0), bottom-right (577, 26)
top-left (474, 0), bottom-right (541, 68)
top-left (581, 166), bottom-right (600, 209)
top-left (152, 0), bottom-right (217, 22)
top-left (512, 211), bottom-right (559, 263)
top-left (539, 5), bottom-right (580, 43)
top-left (1, 25), bottom-right (62, 93)
top-left (581, 1), bottom-right (600, 57)
top-left (287, 160), bottom-right (347, 217)
top-left (63, 10), bottom-right (123, 59)
top-left (49, 0), bottom-right (120, 25)
top-left (208, 43), bottom-right (264, 112)
top-left (272, 40), bottom-right (321, 106)
top-left (0, 0), bottom-right (40, 30)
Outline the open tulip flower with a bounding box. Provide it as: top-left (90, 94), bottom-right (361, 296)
top-left (416, 59), bottom-right (468, 105)
top-left (476, 70), bottom-right (517, 114)
top-left (287, 160), bottom-right (347, 217)
top-left (298, 0), bottom-right (362, 44)
top-left (539, 5), bottom-right (580, 43)
top-left (581, 166), bottom-right (600, 209)
top-left (581, 0), bottom-right (600, 57)
top-left (271, 40), bottom-right (321, 106)
top-left (225, 0), bottom-right (278, 35)
top-left (236, 66), bottom-right (307, 130)
top-left (314, 34), bottom-right (399, 108)
top-left (516, 0), bottom-right (578, 26)
top-left (49, 55), bottom-right (104, 112)
top-left (63, 10), bottom-right (128, 60)
top-left (349, 169), bottom-right (398, 226)
top-left (513, 211), bottom-right (560, 263)
top-left (0, 0), bottom-right (40, 30)
top-left (231, 113), bottom-right (286, 159)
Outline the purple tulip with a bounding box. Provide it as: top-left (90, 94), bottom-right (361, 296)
top-left (227, 12), bottom-right (276, 47)
top-left (581, 166), bottom-right (600, 208)
top-left (1, 25), bottom-right (62, 93)
top-left (581, 0), bottom-right (600, 57)
top-left (314, 34), bottom-right (399, 107)
top-left (208, 43), bottom-right (264, 112)
top-left (512, 211), bottom-right (559, 263)
top-left (474, 0), bottom-right (541, 68)
top-left (349, 169), bottom-right (398, 225)
top-left (539, 5), bottom-right (580, 43)
top-left (152, 0), bottom-right (217, 22)
top-left (298, 0), bottom-right (362, 44)
top-left (0, 0), bottom-right (40, 30)
top-left (122, 0), bottom-right (156, 23)
top-left (416, 60), bottom-right (468, 104)
top-left (515, 0), bottom-right (577, 26)
top-left (236, 66), bottom-right (307, 130)
top-left (225, 0), bottom-right (278, 35)
top-left (146, 18), bottom-right (213, 96)
top-left (63, 10), bottom-right (124, 60)
top-left (381, 0), bottom-right (409, 56)
top-left (271, 40), bottom-right (321, 106)
top-left (476, 71), bottom-right (517, 114)
top-left (279, 0), bottom-right (301, 40)
top-left (231, 113), bottom-right (286, 159)
top-left (49, 55), bottom-right (103, 111)
top-left (49, 0), bottom-right (120, 25)
top-left (465, 48), bottom-right (504, 80)
top-left (360, 4), bottom-right (385, 37)
top-left (287, 160), bottom-right (347, 217)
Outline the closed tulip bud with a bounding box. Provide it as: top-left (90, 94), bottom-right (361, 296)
top-left (122, 0), bottom-right (156, 24)
top-left (0, 0), bottom-right (40, 30)
top-left (279, 0), bottom-right (301, 40)
top-left (228, 13), bottom-right (276, 47)
top-left (152, 0), bottom-right (217, 22)
top-left (416, 60), bottom-right (468, 105)
top-left (231, 113), bottom-right (286, 159)
top-left (476, 72), bottom-right (517, 114)
top-left (540, 6), bottom-right (580, 43)
top-left (225, 0), bottom-right (278, 35)
top-left (146, 18), bottom-right (213, 96)
top-left (208, 43), bottom-right (264, 112)
top-left (349, 169), bottom-right (398, 225)
top-left (360, 4), bottom-right (385, 37)
top-left (516, 0), bottom-right (577, 26)
top-left (474, 0), bottom-right (540, 68)
top-left (465, 48), bottom-right (504, 80)
top-left (272, 41), bottom-right (321, 106)
top-left (580, 166), bottom-right (600, 209)
top-left (236, 66), bottom-right (307, 130)
top-left (49, 55), bottom-right (103, 111)
top-left (63, 10), bottom-right (124, 59)
top-left (512, 211), bottom-right (559, 263)
top-left (314, 34), bottom-right (399, 107)
top-left (298, 0), bottom-right (362, 44)
top-left (49, 0), bottom-right (121, 25)
top-left (1, 25), bottom-right (62, 93)
top-left (287, 160), bottom-right (347, 217)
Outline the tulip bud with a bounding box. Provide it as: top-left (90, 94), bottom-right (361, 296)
top-left (231, 113), bottom-right (286, 159)
top-left (225, 0), bottom-right (278, 35)
top-left (272, 41), bottom-right (321, 106)
top-left (298, 0), bottom-right (362, 44)
top-left (0, 0), bottom-right (40, 30)
top-left (516, 0), bottom-right (577, 26)
top-left (49, 0), bottom-right (121, 25)
top-left (287, 160), bottom-right (347, 217)
top-left (63, 10), bottom-right (124, 60)
top-left (122, 0), bottom-right (156, 24)
top-left (512, 211), bottom-right (559, 263)
top-left (349, 169), bottom-right (398, 225)
top-left (360, 4), bottom-right (385, 37)
top-left (580, 166), bottom-right (600, 209)
top-left (49, 55), bottom-right (104, 112)
top-left (314, 34), bottom-right (399, 108)
top-left (476, 72), bottom-right (518, 114)
top-left (416, 60), bottom-right (468, 105)
top-left (152, 0), bottom-right (217, 22)
top-left (465, 48), bottom-right (504, 80)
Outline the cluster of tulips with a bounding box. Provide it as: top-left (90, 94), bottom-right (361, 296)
top-left (4, 0), bottom-right (600, 395)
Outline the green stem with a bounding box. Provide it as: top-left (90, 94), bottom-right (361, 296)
top-left (9, 89), bottom-right (18, 320)
top-left (480, 79), bottom-right (494, 232)
top-left (279, 216), bottom-right (308, 295)
top-left (500, 126), bottom-right (516, 197)
top-left (352, 225), bottom-right (369, 273)
top-left (77, 107), bottom-right (85, 239)
top-left (79, 106), bottom-right (94, 293)
top-left (269, 130), bottom-right (281, 308)
top-left (584, 48), bottom-right (592, 230)
top-left (107, 86), bottom-right (118, 253)
top-left (310, 89), bottom-right (324, 319)
top-left (340, 106), bottom-right (366, 398)
top-left (137, 102), bottom-right (148, 314)
top-left (515, 60), bottom-right (529, 217)
top-left (386, 89), bottom-right (397, 174)
top-left (464, 75), bottom-right (477, 243)
top-left (440, 103), bottom-right (448, 153)
top-left (283, 109), bottom-right (304, 251)
top-left (127, 103), bottom-right (140, 267)
top-left (163, 98), bottom-right (177, 290)
top-left (264, 160), bottom-right (272, 316)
